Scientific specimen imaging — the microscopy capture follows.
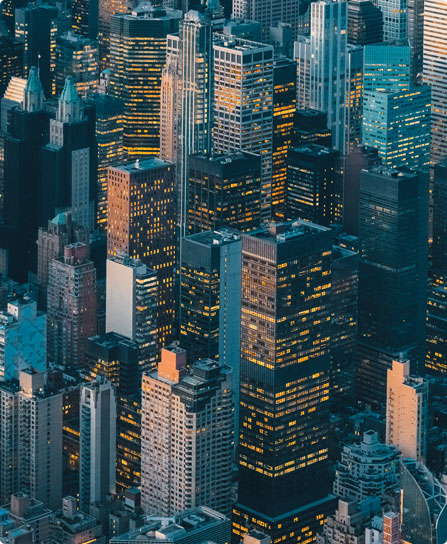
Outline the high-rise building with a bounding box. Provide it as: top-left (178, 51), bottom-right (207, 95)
top-left (426, 285), bottom-right (447, 375)
top-left (0, 298), bottom-right (46, 382)
top-left (407, 0), bottom-right (424, 81)
top-left (18, 368), bottom-right (63, 511)
top-left (14, 3), bottom-right (59, 97)
top-left (55, 32), bottom-right (99, 97)
top-left (309, 0), bottom-right (347, 152)
top-left (141, 346), bottom-right (233, 517)
top-left (356, 167), bottom-right (428, 410)
top-left (432, 161), bottom-right (447, 280)
top-left (41, 76), bottom-right (96, 230)
top-left (109, 5), bottom-right (181, 157)
top-left (363, 44), bottom-right (411, 94)
top-left (333, 430), bottom-right (400, 501)
top-left (286, 144), bottom-right (341, 225)
top-left (1, 67), bottom-right (49, 283)
top-left (85, 93), bottom-right (124, 232)
top-left (386, 359), bottom-right (428, 462)
top-left (47, 243), bottom-right (97, 369)
top-left (106, 254), bottom-right (158, 373)
top-left (0, 37), bottom-right (23, 100)
top-left (232, 0), bottom-right (300, 38)
top-left (330, 244), bottom-right (358, 402)
top-left (272, 56), bottom-right (296, 220)
top-left (0, 380), bottom-right (20, 504)
top-left (180, 230), bottom-right (241, 426)
top-left (1, 0), bottom-right (29, 36)
top-left (345, 45), bottom-right (364, 152)
top-left (107, 159), bottom-right (176, 351)
top-left (79, 377), bottom-right (117, 513)
top-left (372, 0), bottom-right (407, 43)
top-left (187, 152), bottom-right (262, 235)
top-left (362, 86), bottom-right (431, 170)
top-left (98, 0), bottom-right (134, 70)
top-left (347, 0), bottom-right (383, 44)
top-left (0, 75), bottom-right (26, 133)
top-left (72, 0), bottom-right (98, 40)
top-left (423, 0), bottom-right (447, 165)
top-left (37, 211), bottom-right (89, 310)
top-left (212, 35), bottom-right (273, 221)
top-left (233, 220), bottom-right (335, 543)
top-left (293, 109), bottom-right (332, 147)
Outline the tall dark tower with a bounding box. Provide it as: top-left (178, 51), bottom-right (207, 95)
top-left (1, 67), bottom-right (49, 282)
top-left (233, 220), bottom-right (336, 543)
top-left (432, 161), bottom-right (447, 281)
top-left (347, 0), bottom-right (383, 45)
top-left (72, 0), bottom-right (99, 39)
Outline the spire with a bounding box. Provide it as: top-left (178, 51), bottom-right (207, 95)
top-left (57, 76), bottom-right (83, 123)
top-left (23, 66), bottom-right (44, 113)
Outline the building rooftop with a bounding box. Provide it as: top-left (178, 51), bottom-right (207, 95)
top-left (249, 220), bottom-right (332, 244)
top-left (183, 228), bottom-right (241, 248)
top-left (213, 34), bottom-right (273, 53)
top-left (112, 158), bottom-right (172, 174)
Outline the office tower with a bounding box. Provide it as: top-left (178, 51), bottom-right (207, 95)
top-left (272, 56), bottom-right (296, 221)
top-left (342, 146), bottom-right (379, 237)
top-left (0, 380), bottom-right (20, 504)
top-left (47, 243), bottom-right (97, 369)
top-left (0, 76), bottom-right (26, 133)
top-left (79, 378), bottom-right (117, 513)
top-left (363, 44), bottom-right (411, 93)
top-left (386, 359), bottom-right (428, 462)
top-left (107, 159), bottom-right (176, 351)
top-left (234, 221), bottom-right (335, 543)
top-left (1, 0), bottom-right (29, 36)
top-left (1, 68), bottom-right (49, 283)
top-left (286, 144), bottom-right (341, 225)
top-left (330, 245), bottom-right (358, 402)
top-left (0, 298), bottom-right (46, 382)
top-left (293, 109), bottom-right (332, 147)
top-left (295, 35), bottom-right (311, 111)
top-left (180, 230), bottom-right (241, 428)
top-left (222, 18), bottom-right (263, 41)
top-left (72, 0), bottom-right (98, 40)
top-left (309, 0), bottom-right (347, 152)
top-left (356, 167), bottom-right (428, 410)
top-left (106, 254), bottom-right (158, 373)
top-left (432, 161), bottom-right (447, 279)
top-left (160, 34), bottom-right (179, 164)
top-left (18, 368), bottom-right (63, 511)
top-left (213, 36), bottom-right (273, 221)
top-left (141, 346), bottom-right (233, 517)
top-left (98, 0), bottom-right (134, 70)
top-left (14, 3), bottom-right (59, 98)
top-left (407, 0), bottom-right (424, 81)
top-left (37, 211), bottom-right (89, 309)
top-left (0, 37), bottom-right (23, 99)
top-left (362, 85), bottom-right (431, 170)
top-left (400, 459), bottom-right (447, 544)
top-left (372, 0), bottom-right (407, 43)
top-left (269, 22), bottom-right (293, 58)
top-left (85, 332), bottom-right (140, 491)
top-left (109, 5), bottom-right (181, 157)
top-left (55, 32), bottom-right (99, 97)
top-left (110, 507), bottom-right (231, 544)
top-left (424, 0), bottom-right (447, 164)
top-left (187, 152), bottom-right (262, 234)
top-left (232, 0), bottom-right (300, 38)
top-left (345, 45), bottom-right (363, 152)
top-left (41, 76), bottom-right (96, 230)
top-left (85, 93), bottom-right (124, 231)
top-left (167, 11), bottom-right (214, 239)
top-left (347, 0), bottom-right (383, 44)
top-left (333, 431), bottom-right (400, 500)
top-left (426, 285), bottom-right (447, 375)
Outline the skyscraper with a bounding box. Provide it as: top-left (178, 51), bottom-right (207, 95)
top-left (18, 368), bottom-right (62, 511)
top-left (426, 285), bottom-right (447, 375)
top-left (72, 0), bottom-right (98, 40)
top-left (363, 44), bottom-right (411, 94)
top-left (234, 220), bottom-right (335, 543)
top-left (407, 0), bottom-right (424, 81)
top-left (347, 0), bottom-right (383, 45)
top-left (141, 346), bottom-right (233, 517)
top-left (386, 359), bottom-right (428, 462)
top-left (109, 5), bottom-right (181, 157)
top-left (106, 254), bottom-right (158, 373)
top-left (47, 243), bottom-right (97, 369)
top-left (232, 0), bottom-right (300, 38)
top-left (372, 0), bottom-right (407, 43)
top-left (41, 76), bottom-right (96, 230)
top-left (55, 32), bottom-right (99, 97)
top-left (213, 36), bottom-right (273, 221)
top-left (309, 0), bottom-right (347, 152)
top-left (187, 152), bottom-right (262, 234)
top-left (98, 0), bottom-right (134, 69)
top-left (423, 0), bottom-right (447, 164)
top-left (356, 167), bottom-right (428, 410)
top-left (345, 45), bottom-right (364, 152)
top-left (107, 159), bottom-right (176, 351)
top-left (0, 380), bottom-right (20, 504)
top-left (79, 377), bottom-right (117, 513)
top-left (432, 161), bottom-right (447, 280)
top-left (0, 37), bottom-right (23, 99)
